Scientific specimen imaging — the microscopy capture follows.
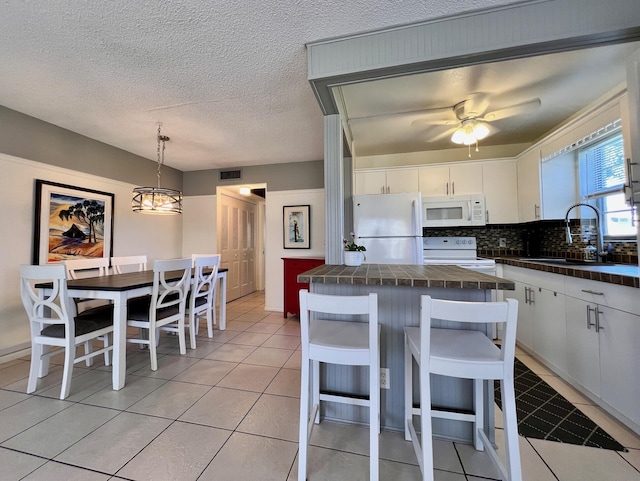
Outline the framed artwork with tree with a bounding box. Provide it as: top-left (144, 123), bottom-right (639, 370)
top-left (33, 180), bottom-right (114, 264)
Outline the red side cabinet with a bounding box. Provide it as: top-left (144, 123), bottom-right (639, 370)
top-left (282, 257), bottom-right (324, 317)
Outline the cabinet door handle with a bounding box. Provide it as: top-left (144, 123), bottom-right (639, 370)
top-left (581, 289), bottom-right (604, 296)
top-left (446, 183), bottom-right (449, 196)
top-left (528, 287), bottom-right (534, 305)
top-left (387, 185), bottom-right (390, 194)
top-left (534, 204), bottom-right (540, 219)
top-left (485, 210), bottom-right (489, 223)
top-left (524, 287), bottom-right (529, 304)
top-left (595, 307), bottom-right (605, 332)
top-left (381, 186), bottom-right (385, 194)
top-left (586, 305), bottom-right (596, 329)
top-left (452, 182), bottom-right (455, 195)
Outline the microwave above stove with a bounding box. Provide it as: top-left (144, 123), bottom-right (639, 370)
top-left (422, 194), bottom-right (486, 227)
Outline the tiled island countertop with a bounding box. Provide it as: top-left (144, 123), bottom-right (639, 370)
top-left (496, 258), bottom-right (639, 288)
top-left (297, 263), bottom-right (514, 290)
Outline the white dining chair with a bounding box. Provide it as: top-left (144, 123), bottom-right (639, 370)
top-left (404, 295), bottom-right (521, 481)
top-left (185, 255), bottom-right (219, 349)
top-left (20, 264), bottom-right (115, 400)
top-left (191, 254), bottom-right (221, 337)
top-left (126, 258), bottom-right (192, 370)
top-left (298, 289), bottom-right (380, 481)
top-left (64, 257), bottom-right (112, 365)
top-left (111, 255), bottom-right (148, 274)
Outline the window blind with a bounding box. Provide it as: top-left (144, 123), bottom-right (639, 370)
top-left (583, 135), bottom-right (625, 198)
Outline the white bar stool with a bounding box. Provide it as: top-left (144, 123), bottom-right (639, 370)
top-left (298, 289), bottom-right (380, 481)
top-left (404, 295), bottom-right (521, 481)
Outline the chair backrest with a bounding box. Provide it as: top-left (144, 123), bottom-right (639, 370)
top-left (64, 257), bottom-right (109, 280)
top-left (422, 296), bottom-right (519, 364)
top-left (20, 264), bottom-right (74, 336)
top-left (190, 255), bottom-right (219, 311)
top-left (111, 255), bottom-right (148, 274)
top-left (191, 253), bottom-right (221, 269)
top-left (150, 258), bottom-right (192, 321)
top-left (299, 289), bottom-right (378, 351)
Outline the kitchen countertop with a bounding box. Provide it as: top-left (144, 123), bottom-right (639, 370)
top-left (298, 263), bottom-right (515, 290)
top-left (497, 258), bottom-right (639, 288)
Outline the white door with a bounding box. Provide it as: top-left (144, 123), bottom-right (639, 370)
top-left (219, 193), bottom-right (256, 302)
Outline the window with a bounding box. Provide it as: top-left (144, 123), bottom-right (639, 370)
top-left (579, 134), bottom-right (636, 238)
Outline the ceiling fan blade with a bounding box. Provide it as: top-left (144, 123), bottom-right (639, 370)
top-left (481, 98), bottom-right (541, 121)
top-left (411, 117), bottom-right (456, 128)
top-left (460, 93), bottom-right (490, 118)
top-left (347, 106), bottom-right (453, 124)
top-left (422, 126), bottom-right (457, 143)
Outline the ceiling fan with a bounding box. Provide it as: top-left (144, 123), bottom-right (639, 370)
top-left (411, 93), bottom-right (541, 153)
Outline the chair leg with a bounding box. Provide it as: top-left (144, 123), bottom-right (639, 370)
top-left (298, 357), bottom-right (311, 481)
top-left (369, 355), bottom-right (380, 481)
top-left (501, 378), bottom-right (523, 481)
top-left (189, 313), bottom-right (197, 350)
top-left (103, 334), bottom-right (111, 366)
top-left (311, 360), bottom-right (320, 424)
top-left (27, 343), bottom-right (43, 394)
top-left (474, 379), bottom-right (484, 451)
top-left (84, 341), bottom-right (94, 367)
top-left (404, 334), bottom-right (412, 441)
top-left (60, 344), bottom-right (74, 400)
top-left (419, 350), bottom-right (434, 480)
top-left (149, 328), bottom-right (159, 371)
top-left (178, 318), bottom-right (187, 355)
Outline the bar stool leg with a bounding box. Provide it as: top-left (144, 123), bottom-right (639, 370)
top-left (370, 354), bottom-right (380, 481)
top-left (501, 376), bottom-right (523, 481)
top-left (474, 379), bottom-right (485, 451)
top-left (298, 357), bottom-right (311, 481)
top-left (404, 335), bottom-right (412, 441)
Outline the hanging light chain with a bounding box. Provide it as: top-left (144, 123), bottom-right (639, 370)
top-left (156, 124), bottom-right (169, 189)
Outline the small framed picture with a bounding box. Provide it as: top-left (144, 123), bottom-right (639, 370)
top-left (283, 205), bottom-right (310, 249)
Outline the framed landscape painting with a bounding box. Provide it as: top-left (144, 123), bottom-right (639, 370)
top-left (283, 204), bottom-right (310, 249)
top-left (33, 180), bottom-right (114, 264)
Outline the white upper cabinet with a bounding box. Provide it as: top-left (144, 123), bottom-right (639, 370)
top-left (354, 169), bottom-right (419, 195)
top-left (418, 163), bottom-right (483, 197)
top-left (517, 148), bottom-right (542, 222)
top-left (483, 160), bottom-right (518, 224)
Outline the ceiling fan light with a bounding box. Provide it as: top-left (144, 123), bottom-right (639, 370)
top-left (473, 123), bottom-right (490, 140)
top-left (451, 129), bottom-right (466, 144)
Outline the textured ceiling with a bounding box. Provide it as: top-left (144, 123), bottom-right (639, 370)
top-left (0, 0), bottom-right (526, 171)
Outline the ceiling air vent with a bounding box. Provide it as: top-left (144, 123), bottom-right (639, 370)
top-left (219, 169), bottom-right (242, 181)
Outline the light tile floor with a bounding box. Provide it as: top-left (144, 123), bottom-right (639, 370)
top-left (1, 291), bottom-right (639, 480)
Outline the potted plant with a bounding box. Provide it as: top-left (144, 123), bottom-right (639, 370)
top-left (343, 232), bottom-right (366, 266)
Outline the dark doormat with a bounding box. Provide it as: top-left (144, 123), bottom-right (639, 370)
top-left (495, 358), bottom-right (626, 452)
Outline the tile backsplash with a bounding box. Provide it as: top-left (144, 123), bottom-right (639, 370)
top-left (423, 220), bottom-right (638, 265)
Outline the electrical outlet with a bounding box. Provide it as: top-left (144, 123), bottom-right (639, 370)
top-left (499, 238), bottom-right (507, 248)
top-left (380, 368), bottom-right (390, 389)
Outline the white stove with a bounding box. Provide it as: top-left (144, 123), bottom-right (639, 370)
top-left (423, 236), bottom-right (496, 275)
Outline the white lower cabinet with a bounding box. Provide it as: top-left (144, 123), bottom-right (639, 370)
top-left (597, 305), bottom-right (640, 427)
top-left (564, 296), bottom-right (602, 397)
top-left (502, 265), bottom-right (640, 434)
top-left (532, 286), bottom-right (567, 376)
top-left (509, 280), bottom-right (534, 351)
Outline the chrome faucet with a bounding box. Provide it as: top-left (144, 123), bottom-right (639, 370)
top-left (564, 202), bottom-right (607, 261)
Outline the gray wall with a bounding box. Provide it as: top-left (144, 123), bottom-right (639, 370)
top-left (0, 104), bottom-right (324, 194)
top-left (183, 160), bottom-right (324, 196)
top-left (0, 105), bottom-right (182, 189)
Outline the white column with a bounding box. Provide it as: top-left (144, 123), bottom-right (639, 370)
top-left (324, 114), bottom-right (343, 265)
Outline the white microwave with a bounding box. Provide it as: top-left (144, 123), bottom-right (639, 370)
top-left (422, 194), bottom-right (486, 227)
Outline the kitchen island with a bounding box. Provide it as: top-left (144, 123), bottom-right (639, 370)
top-left (298, 263), bottom-right (515, 442)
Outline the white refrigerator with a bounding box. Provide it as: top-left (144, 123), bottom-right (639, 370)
top-left (353, 192), bottom-right (424, 264)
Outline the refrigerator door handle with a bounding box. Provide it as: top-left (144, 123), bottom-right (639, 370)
top-left (412, 199), bottom-right (422, 235)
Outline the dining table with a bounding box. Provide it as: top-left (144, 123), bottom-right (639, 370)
top-left (40, 267), bottom-right (228, 390)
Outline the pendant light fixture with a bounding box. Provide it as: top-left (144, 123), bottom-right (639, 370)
top-left (132, 124), bottom-right (183, 215)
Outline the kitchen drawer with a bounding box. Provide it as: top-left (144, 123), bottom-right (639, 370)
top-left (501, 265), bottom-right (565, 293)
top-left (565, 277), bottom-right (640, 316)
